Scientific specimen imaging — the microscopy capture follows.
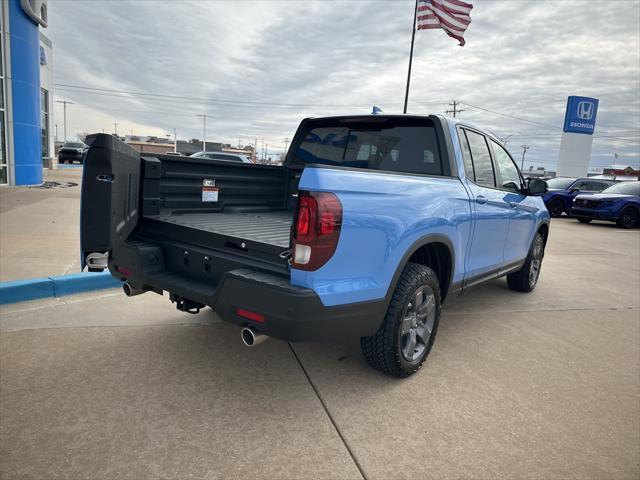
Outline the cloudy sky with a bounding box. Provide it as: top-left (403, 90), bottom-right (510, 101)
top-left (47, 0), bottom-right (640, 169)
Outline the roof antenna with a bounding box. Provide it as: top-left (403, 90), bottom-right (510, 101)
top-left (371, 105), bottom-right (384, 115)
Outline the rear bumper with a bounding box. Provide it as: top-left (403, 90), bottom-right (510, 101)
top-left (110, 241), bottom-right (386, 342)
top-left (212, 270), bottom-right (386, 342)
top-left (59, 151), bottom-right (84, 161)
top-left (571, 207), bottom-right (617, 221)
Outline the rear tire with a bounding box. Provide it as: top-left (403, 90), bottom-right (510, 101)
top-left (507, 233), bottom-right (545, 293)
top-left (547, 198), bottom-right (564, 218)
top-left (577, 217), bottom-right (592, 224)
top-left (360, 263), bottom-right (441, 378)
top-left (617, 207), bottom-right (639, 229)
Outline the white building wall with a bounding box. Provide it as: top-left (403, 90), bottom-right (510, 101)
top-left (556, 132), bottom-right (594, 177)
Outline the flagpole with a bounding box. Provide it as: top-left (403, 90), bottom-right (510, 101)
top-left (403, 0), bottom-right (419, 114)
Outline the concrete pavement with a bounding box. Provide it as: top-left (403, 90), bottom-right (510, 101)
top-left (0, 168), bottom-right (83, 282)
top-left (1, 218), bottom-right (639, 479)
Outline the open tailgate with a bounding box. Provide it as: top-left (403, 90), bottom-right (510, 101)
top-left (80, 133), bottom-right (141, 270)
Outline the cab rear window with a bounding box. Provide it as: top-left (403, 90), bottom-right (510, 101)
top-left (290, 119), bottom-right (444, 176)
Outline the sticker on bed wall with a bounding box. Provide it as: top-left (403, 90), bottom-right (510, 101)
top-left (202, 179), bottom-right (219, 202)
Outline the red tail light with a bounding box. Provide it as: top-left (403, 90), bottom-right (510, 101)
top-left (292, 191), bottom-right (342, 271)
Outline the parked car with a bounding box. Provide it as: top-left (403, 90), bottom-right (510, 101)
top-left (572, 181), bottom-right (640, 228)
top-left (80, 115), bottom-right (550, 377)
top-left (542, 177), bottom-right (615, 217)
top-left (189, 151), bottom-right (252, 163)
top-left (58, 142), bottom-right (88, 164)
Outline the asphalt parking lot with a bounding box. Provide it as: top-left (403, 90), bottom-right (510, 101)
top-left (1, 217), bottom-right (639, 480)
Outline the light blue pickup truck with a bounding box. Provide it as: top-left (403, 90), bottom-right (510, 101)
top-left (81, 115), bottom-right (550, 377)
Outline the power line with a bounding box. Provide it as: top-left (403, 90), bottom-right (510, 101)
top-left (53, 83), bottom-right (379, 110)
top-left (460, 101), bottom-right (562, 130)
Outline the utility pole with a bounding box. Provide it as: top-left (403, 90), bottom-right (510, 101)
top-left (284, 137), bottom-right (290, 155)
top-left (446, 100), bottom-right (464, 118)
top-left (196, 114), bottom-right (211, 152)
top-left (261, 138), bottom-right (264, 163)
top-left (130, 129), bottom-right (133, 137)
top-left (265, 144), bottom-right (269, 163)
top-left (253, 138), bottom-right (258, 163)
top-left (520, 145), bottom-right (530, 170)
top-left (499, 135), bottom-right (513, 146)
top-left (113, 123), bottom-right (118, 136)
top-left (174, 128), bottom-right (177, 153)
top-left (55, 100), bottom-right (74, 142)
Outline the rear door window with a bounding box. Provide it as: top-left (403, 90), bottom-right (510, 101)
top-left (464, 130), bottom-right (496, 188)
top-left (292, 121), bottom-right (443, 176)
top-left (571, 180), bottom-right (589, 191)
top-left (459, 132), bottom-right (476, 181)
top-left (587, 181), bottom-right (608, 191)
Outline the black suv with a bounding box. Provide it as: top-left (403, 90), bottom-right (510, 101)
top-left (58, 142), bottom-right (88, 164)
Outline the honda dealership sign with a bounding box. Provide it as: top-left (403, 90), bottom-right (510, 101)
top-left (556, 95), bottom-right (600, 177)
top-left (563, 96), bottom-right (599, 135)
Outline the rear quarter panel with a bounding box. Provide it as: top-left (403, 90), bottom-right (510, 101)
top-left (291, 167), bottom-right (473, 307)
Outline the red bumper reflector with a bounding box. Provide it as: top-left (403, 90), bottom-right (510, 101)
top-left (117, 266), bottom-right (131, 277)
top-left (236, 308), bottom-right (265, 323)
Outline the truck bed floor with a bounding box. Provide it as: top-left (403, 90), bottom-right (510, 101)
top-left (147, 211), bottom-right (292, 248)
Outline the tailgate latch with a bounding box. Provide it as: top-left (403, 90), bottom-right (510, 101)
top-left (86, 252), bottom-right (109, 271)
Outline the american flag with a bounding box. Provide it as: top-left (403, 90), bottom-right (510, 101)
top-left (417, 0), bottom-right (473, 46)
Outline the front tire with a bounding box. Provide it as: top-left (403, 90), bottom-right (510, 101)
top-left (617, 207), bottom-right (639, 229)
top-left (577, 217), bottom-right (592, 224)
top-left (547, 198), bottom-right (564, 218)
top-left (507, 233), bottom-right (545, 293)
top-left (360, 263), bottom-right (441, 378)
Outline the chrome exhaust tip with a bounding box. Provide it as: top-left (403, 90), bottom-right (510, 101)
top-left (241, 327), bottom-right (268, 347)
top-left (122, 282), bottom-right (146, 297)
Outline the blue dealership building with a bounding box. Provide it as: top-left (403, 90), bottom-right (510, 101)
top-left (1, 0), bottom-right (52, 185)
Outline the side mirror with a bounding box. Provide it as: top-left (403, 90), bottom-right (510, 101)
top-left (527, 178), bottom-right (547, 196)
top-left (570, 187), bottom-right (580, 193)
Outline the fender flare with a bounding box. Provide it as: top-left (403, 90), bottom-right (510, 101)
top-left (383, 234), bottom-right (456, 305)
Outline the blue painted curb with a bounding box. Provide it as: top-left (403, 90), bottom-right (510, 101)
top-left (0, 272), bottom-right (121, 305)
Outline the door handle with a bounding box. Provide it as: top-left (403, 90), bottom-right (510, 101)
top-left (476, 195), bottom-right (487, 205)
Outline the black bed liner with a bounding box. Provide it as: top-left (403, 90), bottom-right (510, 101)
top-left (146, 211), bottom-right (292, 248)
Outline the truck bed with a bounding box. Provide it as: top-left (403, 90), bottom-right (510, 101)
top-left (146, 211), bottom-right (292, 248)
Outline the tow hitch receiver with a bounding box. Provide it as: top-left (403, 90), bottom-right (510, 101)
top-left (170, 294), bottom-right (205, 314)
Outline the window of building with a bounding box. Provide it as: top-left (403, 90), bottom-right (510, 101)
top-left (41, 89), bottom-right (50, 159)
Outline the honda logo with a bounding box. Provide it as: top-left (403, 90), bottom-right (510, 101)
top-left (577, 101), bottom-right (595, 120)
